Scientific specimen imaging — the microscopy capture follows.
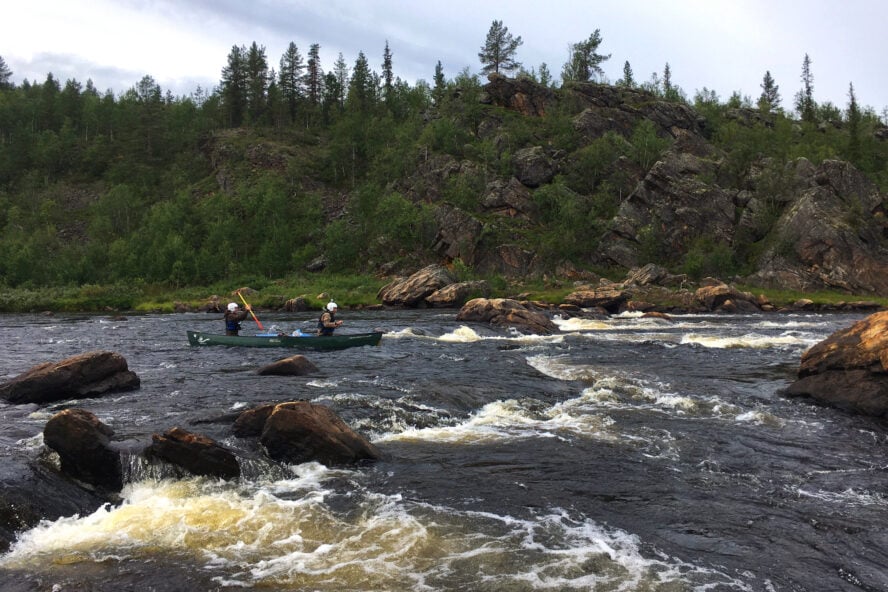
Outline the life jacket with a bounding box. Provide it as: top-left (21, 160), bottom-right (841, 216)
top-left (225, 313), bottom-right (241, 333)
top-left (317, 311), bottom-right (336, 336)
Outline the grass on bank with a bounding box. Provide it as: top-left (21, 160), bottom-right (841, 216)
top-left (0, 275), bottom-right (887, 313)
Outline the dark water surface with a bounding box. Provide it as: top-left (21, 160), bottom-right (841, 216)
top-left (1, 310), bottom-right (887, 591)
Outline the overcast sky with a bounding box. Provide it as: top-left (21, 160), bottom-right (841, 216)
top-left (6, 0), bottom-right (886, 115)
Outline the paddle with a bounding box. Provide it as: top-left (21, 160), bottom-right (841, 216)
top-left (236, 290), bottom-right (265, 331)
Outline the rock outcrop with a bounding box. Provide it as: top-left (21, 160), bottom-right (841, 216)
top-left (784, 311), bottom-right (888, 416)
top-left (564, 286), bottom-right (630, 313)
top-left (378, 264), bottom-right (457, 307)
top-left (0, 351), bottom-right (140, 405)
top-left (426, 280), bottom-right (491, 307)
top-left (43, 409), bottom-right (123, 492)
top-left (747, 160), bottom-right (888, 294)
top-left (456, 298), bottom-right (558, 335)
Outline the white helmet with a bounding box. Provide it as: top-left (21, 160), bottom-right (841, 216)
top-left (227, 302), bottom-right (238, 312)
top-left (326, 301), bottom-right (338, 312)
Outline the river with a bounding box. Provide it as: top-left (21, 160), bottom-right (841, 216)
top-left (0, 309), bottom-right (886, 591)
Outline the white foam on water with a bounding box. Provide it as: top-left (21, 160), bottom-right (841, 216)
top-left (526, 354), bottom-right (787, 430)
top-left (376, 396), bottom-right (616, 445)
top-left (794, 487), bottom-right (888, 507)
top-left (436, 325), bottom-right (562, 346)
top-left (552, 317), bottom-right (612, 332)
top-left (680, 332), bottom-right (814, 349)
top-left (0, 475), bottom-right (747, 590)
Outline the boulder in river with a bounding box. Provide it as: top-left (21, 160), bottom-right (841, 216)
top-left (257, 355), bottom-right (319, 376)
top-left (147, 427), bottom-right (240, 480)
top-left (0, 351), bottom-right (140, 405)
top-left (43, 408), bottom-right (123, 492)
top-left (457, 297), bottom-right (558, 334)
top-left (784, 310), bottom-right (888, 417)
top-left (236, 401), bottom-right (381, 466)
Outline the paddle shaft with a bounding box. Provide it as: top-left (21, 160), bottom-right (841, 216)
top-left (236, 291), bottom-right (264, 330)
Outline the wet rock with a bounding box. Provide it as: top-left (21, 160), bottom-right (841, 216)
top-left (0, 458), bottom-right (108, 553)
top-left (256, 402), bottom-right (381, 466)
top-left (257, 355), bottom-right (319, 376)
top-left (0, 351), bottom-right (140, 405)
top-left (785, 310), bottom-right (888, 417)
top-left (456, 297), bottom-right (558, 335)
top-left (43, 409), bottom-right (123, 492)
top-left (232, 404), bottom-right (277, 437)
top-left (147, 427), bottom-right (240, 480)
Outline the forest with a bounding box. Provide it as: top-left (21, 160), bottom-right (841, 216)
top-left (0, 21), bottom-right (886, 306)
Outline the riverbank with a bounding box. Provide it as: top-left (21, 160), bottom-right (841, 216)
top-left (1, 273), bottom-right (887, 314)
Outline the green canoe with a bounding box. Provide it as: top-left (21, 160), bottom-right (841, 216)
top-left (187, 330), bottom-right (382, 350)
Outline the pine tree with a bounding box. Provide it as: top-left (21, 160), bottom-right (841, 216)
top-left (279, 42), bottom-right (305, 123)
top-left (561, 30), bottom-right (610, 84)
top-left (0, 55), bottom-right (13, 90)
top-left (478, 20), bottom-right (523, 75)
top-left (246, 42), bottom-right (269, 123)
top-left (758, 70), bottom-right (781, 112)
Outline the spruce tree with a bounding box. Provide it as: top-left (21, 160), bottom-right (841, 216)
top-left (847, 82), bottom-right (861, 165)
top-left (538, 63), bottom-right (553, 88)
top-left (347, 51), bottom-right (374, 112)
top-left (382, 40), bottom-right (394, 103)
top-left (795, 53), bottom-right (816, 122)
top-left (758, 70), bottom-right (781, 112)
top-left (478, 20), bottom-right (523, 75)
top-left (433, 61), bottom-right (446, 103)
top-left (619, 61), bottom-right (635, 87)
top-left (333, 53), bottom-right (349, 109)
top-left (0, 55), bottom-right (13, 90)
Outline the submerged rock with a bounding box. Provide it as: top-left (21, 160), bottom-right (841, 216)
top-left (257, 355), bottom-right (319, 376)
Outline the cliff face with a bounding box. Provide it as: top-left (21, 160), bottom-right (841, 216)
top-left (464, 74), bottom-right (888, 295)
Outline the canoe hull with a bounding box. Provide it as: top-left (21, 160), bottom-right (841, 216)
top-left (187, 330), bottom-right (382, 350)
